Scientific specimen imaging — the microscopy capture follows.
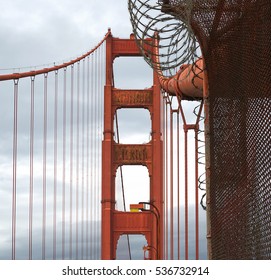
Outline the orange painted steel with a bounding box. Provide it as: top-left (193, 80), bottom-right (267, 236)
top-left (158, 59), bottom-right (203, 99)
top-left (152, 34), bottom-right (203, 100)
top-left (0, 31), bottom-right (110, 81)
top-left (101, 31), bottom-right (164, 259)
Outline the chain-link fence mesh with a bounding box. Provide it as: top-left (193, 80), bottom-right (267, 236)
top-left (190, 0), bottom-right (271, 259)
top-left (130, 0), bottom-right (271, 259)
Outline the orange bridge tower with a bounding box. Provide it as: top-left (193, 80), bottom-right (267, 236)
top-left (101, 31), bottom-right (164, 260)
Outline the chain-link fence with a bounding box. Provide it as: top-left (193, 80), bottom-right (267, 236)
top-left (189, 0), bottom-right (271, 259)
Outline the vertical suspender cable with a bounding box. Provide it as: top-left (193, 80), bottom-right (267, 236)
top-left (86, 56), bottom-right (90, 260)
top-left (162, 94), bottom-right (166, 260)
top-left (97, 47), bottom-right (101, 259)
top-left (93, 45), bottom-right (98, 260)
top-left (195, 125), bottom-right (199, 260)
top-left (62, 68), bottom-right (67, 260)
top-left (177, 110), bottom-right (180, 260)
top-left (97, 49), bottom-right (100, 260)
top-left (184, 126), bottom-right (189, 260)
top-left (29, 76), bottom-right (35, 260)
top-left (42, 73), bottom-right (48, 260)
top-left (76, 62), bottom-right (80, 260)
top-left (170, 108), bottom-right (174, 260)
top-left (92, 53), bottom-right (96, 259)
top-left (81, 59), bottom-right (85, 260)
top-left (98, 45), bottom-right (103, 260)
top-left (89, 54), bottom-right (94, 259)
top-left (69, 65), bottom-right (74, 260)
top-left (90, 54), bottom-right (94, 259)
top-left (94, 50), bottom-right (98, 259)
top-left (53, 70), bottom-right (59, 260)
top-left (98, 48), bottom-right (102, 259)
top-left (12, 79), bottom-right (19, 260)
top-left (178, 99), bottom-right (189, 261)
top-left (164, 98), bottom-right (169, 260)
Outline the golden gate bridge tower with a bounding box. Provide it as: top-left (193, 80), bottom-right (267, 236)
top-left (101, 32), bottom-right (164, 260)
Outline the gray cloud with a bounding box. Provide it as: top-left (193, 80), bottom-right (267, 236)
top-left (0, 0), bottom-right (131, 70)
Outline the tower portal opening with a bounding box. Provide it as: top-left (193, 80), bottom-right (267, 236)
top-left (115, 165), bottom-right (150, 211)
top-left (113, 57), bottom-right (152, 89)
top-left (114, 108), bottom-right (151, 144)
top-left (116, 234), bottom-right (148, 260)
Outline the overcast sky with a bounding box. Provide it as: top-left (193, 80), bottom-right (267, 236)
top-left (0, 0), bottom-right (207, 260)
top-left (1, 0), bottom-right (133, 70)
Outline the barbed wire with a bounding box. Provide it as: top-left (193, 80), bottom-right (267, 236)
top-left (128, 0), bottom-right (202, 77)
top-left (129, 0), bottom-right (206, 209)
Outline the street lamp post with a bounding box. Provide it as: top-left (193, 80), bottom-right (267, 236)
top-left (129, 202), bottom-right (161, 260)
top-left (139, 201), bottom-right (160, 260)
